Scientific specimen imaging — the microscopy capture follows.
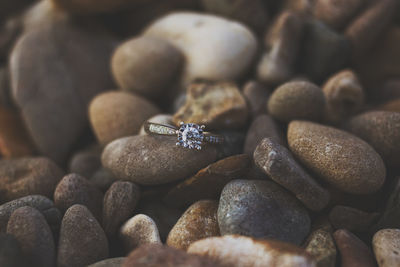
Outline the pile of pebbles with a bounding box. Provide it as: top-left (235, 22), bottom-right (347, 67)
top-left (0, 0), bottom-right (399, 266)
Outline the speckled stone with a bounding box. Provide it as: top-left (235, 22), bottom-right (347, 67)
top-left (329, 205), bottom-right (379, 232)
top-left (345, 111), bottom-right (400, 167)
top-left (304, 229), bottom-right (336, 267)
top-left (0, 233), bottom-right (26, 267)
top-left (287, 121), bottom-right (386, 194)
top-left (88, 257), bottom-right (125, 267)
top-left (119, 214), bottom-right (161, 252)
top-left (103, 181), bottom-right (140, 238)
top-left (333, 229), bottom-right (376, 267)
top-left (267, 81), bottom-right (325, 122)
top-left (164, 154), bottom-right (250, 209)
top-left (102, 135), bottom-right (217, 185)
top-left (7, 207), bottom-right (55, 267)
top-left (0, 157), bottom-right (63, 202)
top-left (167, 200), bottom-right (220, 250)
top-left (218, 179), bottom-right (310, 245)
top-left (57, 205), bottom-right (108, 267)
top-left (173, 82), bottom-right (249, 129)
top-left (254, 138), bottom-right (330, 211)
top-left (373, 229), bottom-right (400, 267)
top-left (188, 235), bottom-right (316, 267)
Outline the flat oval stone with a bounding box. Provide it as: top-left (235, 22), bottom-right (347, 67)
top-left (218, 179), bottom-right (311, 245)
top-left (287, 121), bottom-right (386, 194)
top-left (373, 229), bottom-right (400, 267)
top-left (102, 135), bottom-right (217, 185)
top-left (188, 235), bottom-right (316, 267)
top-left (167, 200), bottom-right (220, 250)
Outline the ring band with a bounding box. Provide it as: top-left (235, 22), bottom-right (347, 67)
top-left (144, 121), bottom-right (224, 150)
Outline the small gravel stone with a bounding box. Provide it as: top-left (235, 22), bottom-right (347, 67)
top-left (103, 181), bottom-right (141, 238)
top-left (333, 229), bottom-right (376, 267)
top-left (254, 138), bottom-right (330, 211)
top-left (373, 228), bottom-right (400, 267)
top-left (329, 205), bottom-right (379, 232)
top-left (88, 257), bottom-right (125, 267)
top-left (188, 235), bottom-right (316, 267)
top-left (0, 157), bottom-right (63, 202)
top-left (287, 121), bottom-right (386, 194)
top-left (304, 229), bottom-right (336, 267)
top-left (173, 82), bottom-right (249, 129)
top-left (68, 145), bottom-right (102, 178)
top-left (89, 91), bottom-right (160, 145)
top-left (102, 135), bottom-right (217, 185)
top-left (267, 81), bottom-right (325, 122)
top-left (218, 179), bottom-right (311, 245)
top-left (57, 204), bottom-right (108, 267)
top-left (242, 81), bottom-right (270, 118)
top-left (54, 173), bottom-right (103, 221)
top-left (0, 233), bottom-right (26, 267)
top-left (167, 200), bottom-right (220, 250)
top-left (7, 206), bottom-right (55, 267)
top-left (164, 154), bottom-right (250, 209)
top-left (119, 214), bottom-right (161, 252)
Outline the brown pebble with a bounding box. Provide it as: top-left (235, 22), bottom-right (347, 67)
top-left (242, 81), bottom-right (270, 118)
top-left (119, 214), bottom-right (161, 253)
top-left (7, 206), bottom-right (55, 267)
top-left (68, 145), bottom-right (102, 178)
top-left (333, 229), bottom-right (376, 267)
top-left (57, 204), bottom-right (108, 267)
top-left (254, 138), bottom-right (330, 211)
top-left (267, 81), bottom-right (325, 122)
top-left (167, 200), bottom-right (220, 250)
top-left (89, 167), bottom-right (117, 192)
top-left (188, 235), bottom-right (316, 267)
top-left (373, 229), bottom-right (400, 267)
top-left (287, 121), bottom-right (386, 194)
top-left (377, 98), bottom-right (400, 113)
top-left (0, 233), bottom-right (26, 267)
top-left (329, 205), bottom-right (379, 232)
top-left (304, 229), bottom-right (336, 267)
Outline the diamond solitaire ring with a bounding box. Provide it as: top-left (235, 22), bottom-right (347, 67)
top-left (144, 121), bottom-right (224, 150)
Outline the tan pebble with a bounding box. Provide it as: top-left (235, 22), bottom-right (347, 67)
top-left (373, 229), bottom-right (400, 267)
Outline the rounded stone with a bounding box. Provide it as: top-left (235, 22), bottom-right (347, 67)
top-left (119, 214), bottom-right (161, 252)
top-left (167, 200), bottom-right (220, 250)
top-left (304, 229), bottom-right (336, 267)
top-left (0, 233), bottom-right (26, 267)
top-left (57, 204), bottom-right (108, 267)
top-left (287, 121), bottom-right (386, 194)
top-left (112, 36), bottom-right (182, 99)
top-left (329, 205), bottom-right (379, 232)
top-left (6, 206), bottom-right (55, 267)
top-left (345, 111), bottom-right (400, 167)
top-left (89, 91), bottom-right (160, 145)
top-left (102, 135), bottom-right (218, 185)
top-left (218, 179), bottom-right (311, 245)
top-left (188, 235), bottom-right (316, 267)
top-left (373, 228), bottom-right (400, 267)
top-left (89, 168), bottom-right (117, 192)
top-left (103, 181), bottom-right (140, 238)
top-left (242, 81), bottom-right (270, 117)
top-left (267, 81), bottom-right (325, 122)
top-left (0, 157), bottom-right (64, 202)
top-left (54, 173), bottom-right (103, 221)
top-left (68, 145), bottom-right (102, 178)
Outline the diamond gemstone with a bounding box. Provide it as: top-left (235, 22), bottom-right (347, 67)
top-left (176, 123), bottom-right (204, 150)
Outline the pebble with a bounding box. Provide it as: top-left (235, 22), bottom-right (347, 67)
top-left (89, 167), bottom-right (117, 192)
top-left (374, 176), bottom-right (400, 230)
top-left (378, 98), bottom-right (400, 113)
top-left (218, 179), bottom-right (310, 245)
top-left (103, 181), bottom-right (141, 238)
top-left (0, 157), bottom-right (63, 202)
top-left (329, 205), bottom-right (379, 232)
top-left (139, 114), bottom-right (173, 135)
top-left (345, 111), bottom-right (400, 167)
top-left (243, 114), bottom-right (284, 156)
top-left (333, 229), bottom-right (376, 267)
top-left (143, 12), bottom-right (257, 85)
top-left (88, 257), bottom-right (125, 267)
top-left (51, 0), bottom-right (137, 14)
top-left (6, 206), bottom-right (55, 267)
top-left (89, 91), bottom-right (160, 145)
top-left (167, 200), bottom-right (220, 250)
top-left (102, 134), bottom-right (217, 185)
top-left (164, 154), bottom-right (250, 209)
top-left (372, 228), bottom-right (400, 267)
top-left (10, 18), bottom-right (116, 163)
top-left (54, 173), bottom-right (103, 221)
top-left (0, 233), bottom-right (26, 267)
top-left (68, 145), bottom-right (102, 178)
top-left (188, 235), bottom-right (316, 267)
top-left (111, 36), bottom-right (183, 99)
top-left (57, 204), bottom-right (108, 267)
top-left (123, 243), bottom-right (218, 267)
top-left (0, 195), bottom-right (61, 233)
top-left (287, 121), bottom-right (386, 194)
top-left (267, 81), bottom-right (325, 122)
top-left (242, 81), bottom-right (270, 118)
top-left (322, 69), bottom-right (364, 124)
top-left (119, 214), bottom-right (161, 252)
top-left (254, 138), bottom-right (330, 211)
top-left (173, 82), bottom-right (249, 129)
top-left (304, 229), bottom-right (336, 267)
top-left (257, 11), bottom-right (304, 85)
